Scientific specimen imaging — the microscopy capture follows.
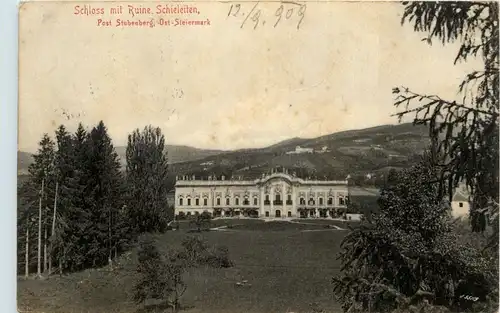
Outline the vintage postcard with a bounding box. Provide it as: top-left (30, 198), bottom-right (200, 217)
top-left (17, 1), bottom-right (499, 313)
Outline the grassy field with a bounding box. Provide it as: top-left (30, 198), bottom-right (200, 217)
top-left (18, 220), bottom-right (353, 313)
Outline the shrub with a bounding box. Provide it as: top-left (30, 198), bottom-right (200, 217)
top-left (180, 236), bottom-right (208, 266)
top-left (132, 236), bottom-right (188, 312)
top-left (165, 251), bottom-right (187, 312)
top-left (132, 236), bottom-right (169, 305)
top-left (178, 236), bottom-right (234, 269)
top-left (202, 246), bottom-right (234, 268)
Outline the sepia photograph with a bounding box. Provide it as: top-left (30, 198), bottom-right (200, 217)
top-left (17, 1), bottom-right (499, 313)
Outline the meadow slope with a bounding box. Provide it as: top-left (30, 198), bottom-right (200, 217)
top-left (18, 220), bottom-right (354, 313)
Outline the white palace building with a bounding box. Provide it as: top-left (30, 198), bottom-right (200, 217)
top-left (174, 170), bottom-right (349, 219)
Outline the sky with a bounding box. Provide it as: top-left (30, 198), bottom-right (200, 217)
top-left (18, 1), bottom-right (482, 152)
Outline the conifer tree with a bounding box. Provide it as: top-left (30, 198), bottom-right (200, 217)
top-left (50, 125), bottom-right (81, 273)
top-left (22, 134), bottom-right (56, 277)
top-left (83, 121), bottom-right (127, 268)
top-left (392, 2), bottom-right (499, 243)
top-left (333, 153), bottom-right (496, 313)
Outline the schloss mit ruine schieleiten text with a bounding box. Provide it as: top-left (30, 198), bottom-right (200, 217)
top-left (74, 4), bottom-right (211, 28)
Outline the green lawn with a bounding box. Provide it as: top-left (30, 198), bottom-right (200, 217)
top-left (18, 223), bottom-right (349, 313)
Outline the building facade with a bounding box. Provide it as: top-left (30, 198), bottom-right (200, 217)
top-left (451, 183), bottom-right (470, 218)
top-left (174, 172), bottom-right (349, 218)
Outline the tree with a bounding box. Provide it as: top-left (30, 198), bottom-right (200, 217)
top-left (133, 236), bottom-right (169, 306)
top-left (59, 123), bottom-right (91, 272)
top-left (333, 154), bottom-right (497, 313)
top-left (18, 122), bottom-right (133, 274)
top-left (126, 125), bottom-right (170, 234)
top-left (392, 2), bottom-right (499, 244)
top-left (84, 121), bottom-right (127, 268)
top-left (189, 212), bottom-right (212, 232)
top-left (133, 236), bottom-right (188, 313)
top-left (48, 125), bottom-right (73, 274)
top-left (24, 134), bottom-right (56, 277)
top-left (165, 252), bottom-right (187, 313)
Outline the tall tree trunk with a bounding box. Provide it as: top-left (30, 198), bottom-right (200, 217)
top-left (49, 182), bottom-right (58, 275)
top-left (43, 226), bottom-right (47, 273)
top-left (108, 207), bottom-right (112, 268)
top-left (25, 226), bottom-right (29, 278)
top-left (37, 179), bottom-right (44, 278)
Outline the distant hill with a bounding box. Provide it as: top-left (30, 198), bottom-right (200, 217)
top-left (113, 145), bottom-right (225, 168)
top-left (18, 145), bottom-right (226, 175)
top-left (170, 123), bottom-right (430, 181)
top-left (17, 123), bottom-right (430, 179)
top-left (17, 151), bottom-right (33, 175)
top-left (265, 137), bottom-right (310, 150)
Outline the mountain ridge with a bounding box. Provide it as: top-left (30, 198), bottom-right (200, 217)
top-left (18, 123), bottom-right (430, 179)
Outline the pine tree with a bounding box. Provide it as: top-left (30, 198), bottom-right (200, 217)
top-left (126, 125), bottom-right (170, 234)
top-left (50, 125), bottom-right (82, 273)
top-left (84, 121), bottom-right (127, 268)
top-left (65, 123), bottom-right (96, 271)
top-left (392, 2), bottom-right (499, 242)
top-left (333, 153), bottom-right (496, 312)
top-left (20, 134), bottom-right (56, 277)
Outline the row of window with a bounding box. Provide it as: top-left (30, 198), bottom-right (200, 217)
top-left (178, 195), bottom-right (346, 206)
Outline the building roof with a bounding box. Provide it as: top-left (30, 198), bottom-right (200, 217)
top-left (175, 172), bottom-right (348, 187)
top-left (453, 191), bottom-right (469, 202)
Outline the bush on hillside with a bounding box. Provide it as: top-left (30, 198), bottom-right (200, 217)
top-left (132, 236), bottom-right (188, 312)
top-left (179, 236), bottom-right (208, 266)
top-left (133, 237), bottom-right (169, 305)
top-left (177, 236), bottom-right (234, 269)
top-left (202, 245), bottom-right (234, 268)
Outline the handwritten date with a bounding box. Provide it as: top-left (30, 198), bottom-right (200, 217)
top-left (227, 1), bottom-right (306, 30)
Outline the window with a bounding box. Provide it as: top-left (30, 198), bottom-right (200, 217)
top-left (339, 197), bottom-right (345, 205)
top-left (319, 198), bottom-right (324, 205)
top-left (300, 198), bottom-right (305, 205)
top-left (286, 195), bottom-right (292, 205)
top-left (216, 198), bottom-right (221, 206)
top-left (308, 198), bottom-right (315, 205)
top-left (203, 198), bottom-right (208, 206)
top-left (226, 198), bottom-right (230, 205)
top-left (235, 198), bottom-right (239, 205)
top-left (187, 198), bottom-right (191, 206)
top-left (274, 194), bottom-right (282, 205)
top-left (179, 198), bottom-right (183, 206)
top-left (287, 211), bottom-right (292, 217)
top-left (264, 195), bottom-right (270, 205)
top-left (254, 197), bottom-right (258, 205)
top-left (327, 198), bottom-right (333, 205)
top-left (265, 211), bottom-right (270, 217)
top-left (195, 198), bottom-right (199, 206)
top-left (244, 198), bottom-right (249, 205)
top-left (459, 202), bottom-right (463, 208)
